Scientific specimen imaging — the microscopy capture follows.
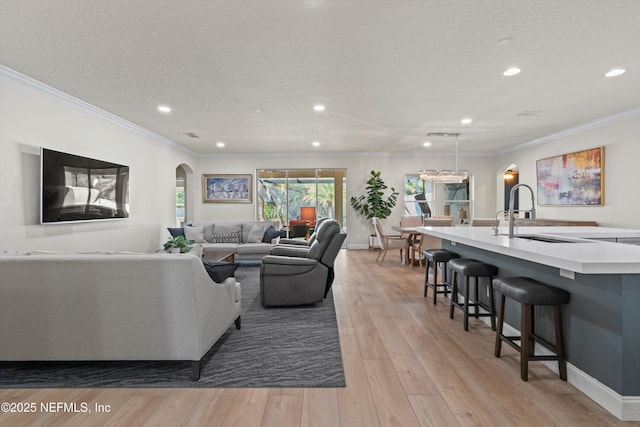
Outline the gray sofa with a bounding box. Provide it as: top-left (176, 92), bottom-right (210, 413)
top-left (185, 220), bottom-right (281, 261)
top-left (0, 250), bottom-right (241, 380)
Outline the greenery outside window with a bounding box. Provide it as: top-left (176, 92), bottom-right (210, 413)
top-left (257, 169), bottom-right (346, 232)
top-left (175, 166), bottom-right (187, 227)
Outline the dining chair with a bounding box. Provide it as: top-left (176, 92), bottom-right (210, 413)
top-left (372, 217), bottom-right (409, 265)
top-left (470, 218), bottom-right (497, 227)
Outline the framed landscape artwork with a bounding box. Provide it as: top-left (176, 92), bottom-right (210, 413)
top-left (536, 146), bottom-right (604, 206)
top-left (202, 174), bottom-right (252, 203)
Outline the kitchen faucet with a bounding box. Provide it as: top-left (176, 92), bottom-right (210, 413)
top-left (508, 184), bottom-right (536, 238)
top-left (492, 210), bottom-right (508, 236)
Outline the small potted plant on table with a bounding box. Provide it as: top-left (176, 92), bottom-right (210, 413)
top-left (163, 235), bottom-right (195, 253)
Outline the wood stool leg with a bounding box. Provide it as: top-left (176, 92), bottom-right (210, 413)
top-left (554, 304), bottom-right (568, 381)
top-left (473, 277), bottom-right (480, 319)
top-left (495, 294), bottom-right (506, 357)
top-left (442, 262), bottom-right (450, 297)
top-left (521, 303), bottom-right (532, 381)
top-left (423, 261), bottom-right (430, 297)
top-left (449, 271), bottom-right (458, 320)
top-left (529, 305), bottom-right (536, 356)
top-left (432, 261), bottom-right (439, 305)
top-left (488, 276), bottom-right (496, 331)
top-left (463, 276), bottom-right (470, 331)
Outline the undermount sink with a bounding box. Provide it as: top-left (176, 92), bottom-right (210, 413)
top-left (500, 234), bottom-right (591, 243)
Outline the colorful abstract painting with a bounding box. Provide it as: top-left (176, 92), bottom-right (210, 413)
top-left (536, 147), bottom-right (604, 206)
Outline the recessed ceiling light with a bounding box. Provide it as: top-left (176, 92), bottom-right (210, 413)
top-left (503, 67), bottom-right (521, 76)
top-left (605, 68), bottom-right (626, 77)
top-left (461, 118), bottom-right (473, 125)
top-left (312, 141), bottom-right (321, 147)
top-left (422, 142), bottom-right (431, 147)
top-left (216, 142), bottom-right (225, 148)
top-left (157, 105), bottom-right (172, 113)
top-left (253, 108), bottom-right (262, 113)
top-left (313, 104), bottom-right (325, 112)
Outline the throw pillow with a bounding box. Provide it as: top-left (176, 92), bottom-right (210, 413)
top-left (184, 225), bottom-right (206, 243)
top-left (167, 227), bottom-right (185, 238)
top-left (210, 231), bottom-right (241, 243)
top-left (202, 225), bottom-right (215, 242)
top-left (262, 225), bottom-right (281, 243)
top-left (247, 224), bottom-right (266, 243)
top-left (203, 261), bottom-right (240, 283)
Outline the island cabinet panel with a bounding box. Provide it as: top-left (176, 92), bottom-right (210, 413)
top-left (442, 240), bottom-right (640, 396)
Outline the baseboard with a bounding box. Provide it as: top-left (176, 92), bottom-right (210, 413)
top-left (558, 359), bottom-right (640, 421)
top-left (497, 320), bottom-right (640, 421)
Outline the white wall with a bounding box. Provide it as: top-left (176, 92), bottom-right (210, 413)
top-left (0, 69), bottom-right (498, 252)
top-left (0, 72), bottom-right (197, 252)
top-left (7, 68), bottom-right (635, 253)
top-left (494, 112), bottom-right (640, 228)
top-left (191, 153), bottom-right (497, 249)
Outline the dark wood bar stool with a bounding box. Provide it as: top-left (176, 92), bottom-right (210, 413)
top-left (448, 258), bottom-right (498, 331)
top-left (422, 249), bottom-right (459, 304)
top-left (493, 276), bottom-right (570, 381)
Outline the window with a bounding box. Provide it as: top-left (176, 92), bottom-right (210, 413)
top-left (404, 174), bottom-right (433, 216)
top-left (405, 174), bottom-right (473, 222)
top-left (257, 169), bottom-right (346, 231)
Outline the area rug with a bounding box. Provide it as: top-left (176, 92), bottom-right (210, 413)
top-left (0, 266), bottom-right (345, 388)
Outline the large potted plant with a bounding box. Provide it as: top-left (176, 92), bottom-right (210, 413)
top-left (351, 171), bottom-right (399, 250)
top-left (350, 170), bottom-right (399, 220)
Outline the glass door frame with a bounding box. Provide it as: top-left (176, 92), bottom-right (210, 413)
top-left (256, 168), bottom-right (346, 233)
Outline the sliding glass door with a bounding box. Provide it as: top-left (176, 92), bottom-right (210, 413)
top-left (257, 169), bottom-right (346, 232)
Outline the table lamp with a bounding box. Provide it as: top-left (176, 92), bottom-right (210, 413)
top-left (299, 207), bottom-right (317, 239)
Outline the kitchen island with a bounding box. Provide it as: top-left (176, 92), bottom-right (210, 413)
top-left (417, 225), bottom-right (640, 421)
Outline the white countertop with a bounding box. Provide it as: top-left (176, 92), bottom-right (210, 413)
top-left (417, 226), bottom-right (640, 274)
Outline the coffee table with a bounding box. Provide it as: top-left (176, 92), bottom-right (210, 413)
top-left (203, 250), bottom-right (235, 263)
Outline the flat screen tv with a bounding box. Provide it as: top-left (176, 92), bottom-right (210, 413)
top-left (40, 148), bottom-right (130, 223)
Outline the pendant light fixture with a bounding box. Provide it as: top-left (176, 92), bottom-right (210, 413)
top-left (419, 133), bottom-right (469, 183)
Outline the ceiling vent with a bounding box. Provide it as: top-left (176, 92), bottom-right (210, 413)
top-left (183, 132), bottom-right (200, 138)
top-left (517, 110), bottom-right (541, 117)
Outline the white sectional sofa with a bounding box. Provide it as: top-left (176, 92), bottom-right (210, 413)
top-left (184, 220), bottom-right (281, 261)
top-left (0, 250), bottom-right (241, 380)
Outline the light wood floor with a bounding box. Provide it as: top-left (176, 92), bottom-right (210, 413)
top-left (1, 249), bottom-right (637, 426)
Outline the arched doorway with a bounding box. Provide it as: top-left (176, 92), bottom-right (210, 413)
top-left (176, 164), bottom-right (194, 226)
top-left (502, 165), bottom-right (519, 211)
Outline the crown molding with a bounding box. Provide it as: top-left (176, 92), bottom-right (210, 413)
top-left (197, 150), bottom-right (494, 159)
top-left (0, 65), bottom-right (199, 157)
top-left (4, 65), bottom-right (638, 161)
top-left (497, 107), bottom-right (640, 155)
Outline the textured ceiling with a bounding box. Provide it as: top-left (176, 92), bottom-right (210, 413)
top-left (1, 0), bottom-right (639, 155)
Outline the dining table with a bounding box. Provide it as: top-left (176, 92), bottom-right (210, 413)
top-left (391, 225), bottom-right (447, 266)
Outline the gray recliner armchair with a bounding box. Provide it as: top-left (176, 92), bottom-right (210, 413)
top-left (277, 217), bottom-right (330, 248)
top-left (260, 219), bottom-right (346, 307)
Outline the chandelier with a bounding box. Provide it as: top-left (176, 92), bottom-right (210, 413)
top-left (419, 133), bottom-right (468, 183)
